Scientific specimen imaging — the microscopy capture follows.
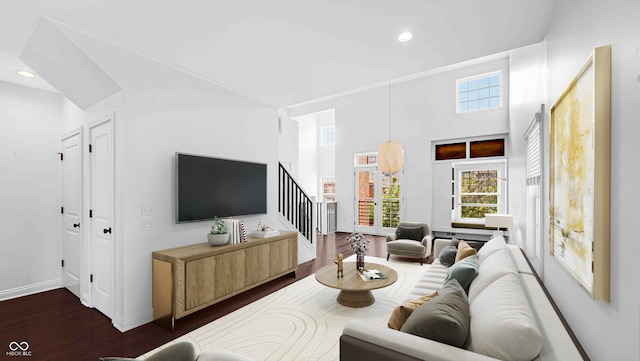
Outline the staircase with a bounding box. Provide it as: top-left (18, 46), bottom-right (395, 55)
top-left (278, 163), bottom-right (315, 245)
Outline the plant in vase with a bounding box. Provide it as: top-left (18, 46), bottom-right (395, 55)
top-left (347, 232), bottom-right (370, 272)
top-left (207, 216), bottom-right (229, 246)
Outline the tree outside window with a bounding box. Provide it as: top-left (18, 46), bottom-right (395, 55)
top-left (441, 144), bottom-right (506, 224)
top-left (459, 169), bottom-right (499, 218)
top-left (382, 173), bottom-right (401, 228)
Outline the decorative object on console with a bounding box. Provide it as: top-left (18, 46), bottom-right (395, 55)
top-left (207, 216), bottom-right (229, 246)
top-left (377, 81), bottom-right (404, 174)
top-left (224, 219), bottom-right (248, 243)
top-left (250, 221), bottom-right (280, 238)
top-left (347, 232), bottom-right (370, 271)
top-left (550, 45), bottom-right (611, 302)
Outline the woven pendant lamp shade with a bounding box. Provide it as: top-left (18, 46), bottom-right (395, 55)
top-left (377, 140), bottom-right (404, 173)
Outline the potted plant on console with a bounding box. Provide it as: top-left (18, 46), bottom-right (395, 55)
top-left (208, 216), bottom-right (229, 246)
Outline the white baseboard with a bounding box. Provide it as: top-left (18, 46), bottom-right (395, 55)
top-left (0, 279), bottom-right (62, 301)
top-left (112, 310), bottom-right (154, 332)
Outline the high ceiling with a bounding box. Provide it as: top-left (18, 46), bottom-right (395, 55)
top-left (0, 0), bottom-right (555, 107)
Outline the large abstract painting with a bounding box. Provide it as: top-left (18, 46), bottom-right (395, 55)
top-left (549, 45), bottom-right (611, 302)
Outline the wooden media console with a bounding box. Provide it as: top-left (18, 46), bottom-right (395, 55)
top-left (152, 230), bottom-right (297, 331)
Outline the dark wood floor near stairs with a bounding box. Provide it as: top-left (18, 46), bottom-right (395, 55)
top-left (0, 232), bottom-right (425, 361)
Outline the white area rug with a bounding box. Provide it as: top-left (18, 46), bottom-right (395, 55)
top-left (142, 257), bottom-right (428, 361)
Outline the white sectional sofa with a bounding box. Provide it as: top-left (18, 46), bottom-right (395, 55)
top-left (340, 236), bottom-right (586, 361)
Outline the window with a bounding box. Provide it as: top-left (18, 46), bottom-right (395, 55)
top-left (434, 138), bottom-right (505, 161)
top-left (524, 109), bottom-right (544, 269)
top-left (381, 172), bottom-right (401, 228)
top-left (456, 71), bottom-right (502, 113)
top-left (354, 152), bottom-right (377, 167)
top-left (321, 125), bottom-right (335, 147)
top-left (322, 176), bottom-right (336, 202)
top-left (453, 160), bottom-right (506, 222)
top-left (459, 169), bottom-right (498, 217)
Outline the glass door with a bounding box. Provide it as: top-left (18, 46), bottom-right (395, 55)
top-left (354, 164), bottom-right (402, 235)
top-left (380, 170), bottom-right (401, 232)
top-left (355, 167), bottom-right (376, 234)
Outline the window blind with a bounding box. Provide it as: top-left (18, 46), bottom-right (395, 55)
top-left (525, 120), bottom-right (541, 185)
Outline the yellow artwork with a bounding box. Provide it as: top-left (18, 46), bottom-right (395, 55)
top-left (550, 45), bottom-right (611, 302)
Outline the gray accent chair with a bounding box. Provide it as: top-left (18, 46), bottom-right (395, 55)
top-left (100, 341), bottom-right (255, 361)
top-left (385, 222), bottom-right (432, 265)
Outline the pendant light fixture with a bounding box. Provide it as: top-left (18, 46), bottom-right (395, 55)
top-left (377, 81), bottom-right (404, 174)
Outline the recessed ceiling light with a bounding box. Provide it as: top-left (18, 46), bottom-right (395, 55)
top-left (396, 32), bottom-right (413, 43)
top-left (16, 70), bottom-right (36, 78)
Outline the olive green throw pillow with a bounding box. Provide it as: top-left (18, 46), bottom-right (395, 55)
top-left (400, 278), bottom-right (470, 348)
top-left (387, 290), bottom-right (439, 330)
top-left (443, 254), bottom-right (479, 294)
top-left (438, 244), bottom-right (458, 267)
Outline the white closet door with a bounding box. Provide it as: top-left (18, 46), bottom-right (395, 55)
top-left (90, 117), bottom-right (115, 319)
top-left (61, 129), bottom-right (83, 298)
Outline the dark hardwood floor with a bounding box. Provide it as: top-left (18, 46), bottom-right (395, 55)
top-left (0, 232), bottom-right (394, 361)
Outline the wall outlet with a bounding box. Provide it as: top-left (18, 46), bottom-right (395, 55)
top-left (142, 218), bottom-right (152, 231)
top-left (142, 203), bottom-right (154, 216)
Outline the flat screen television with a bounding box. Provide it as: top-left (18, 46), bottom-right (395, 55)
top-left (176, 153), bottom-right (267, 223)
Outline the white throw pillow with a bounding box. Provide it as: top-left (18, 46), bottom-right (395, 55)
top-left (467, 273), bottom-right (543, 361)
top-left (468, 248), bottom-right (518, 302)
top-left (476, 235), bottom-right (507, 263)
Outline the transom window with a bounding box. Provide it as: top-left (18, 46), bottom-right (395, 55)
top-left (354, 152), bottom-right (377, 167)
top-left (321, 125), bottom-right (335, 147)
top-left (456, 71), bottom-right (502, 113)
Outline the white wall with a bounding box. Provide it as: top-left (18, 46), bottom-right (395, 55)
top-left (316, 109), bottom-right (336, 199)
top-left (508, 42), bottom-right (547, 252)
top-left (26, 27), bottom-right (281, 331)
top-left (287, 29), bottom-right (640, 357)
top-left (3, 23), bottom-right (315, 332)
top-left (287, 57), bottom-right (511, 235)
top-left (290, 109), bottom-right (336, 200)
top-left (5, 2), bottom-right (637, 351)
top-left (296, 114), bottom-right (319, 198)
top-left (277, 109), bottom-right (298, 176)
top-left (288, 87), bottom-right (390, 232)
top-left (0, 81), bottom-right (65, 299)
top-left (539, 0), bottom-right (640, 359)
top-left (422, 58), bottom-right (510, 235)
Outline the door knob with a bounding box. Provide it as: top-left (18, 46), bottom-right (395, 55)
top-left (73, 223), bottom-right (80, 228)
top-left (103, 227), bottom-right (112, 234)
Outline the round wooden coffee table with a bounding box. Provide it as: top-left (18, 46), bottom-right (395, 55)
top-left (315, 261), bottom-right (398, 307)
